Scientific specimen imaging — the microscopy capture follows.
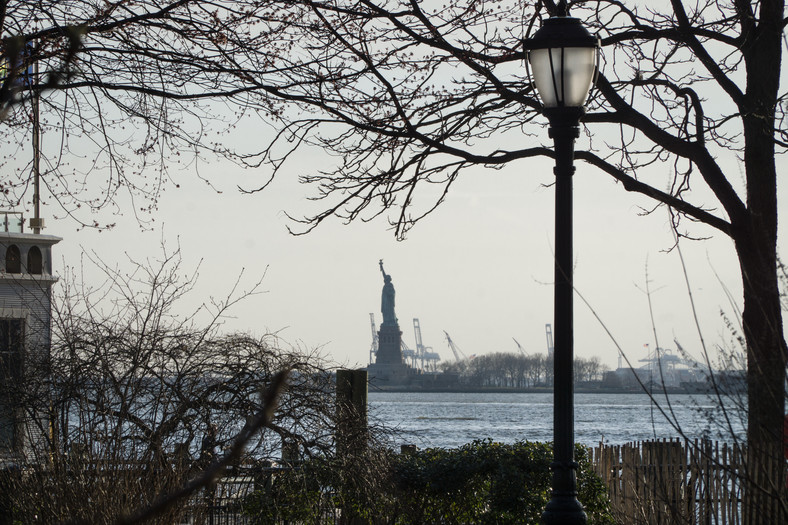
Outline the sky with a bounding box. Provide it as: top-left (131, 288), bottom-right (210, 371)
top-left (13, 2), bottom-right (785, 374)
top-left (41, 134), bottom-right (781, 373)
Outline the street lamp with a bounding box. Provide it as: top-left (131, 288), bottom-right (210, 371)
top-left (526, 5), bottom-right (599, 525)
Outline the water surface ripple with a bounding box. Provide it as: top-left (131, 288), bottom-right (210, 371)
top-left (369, 392), bottom-right (745, 449)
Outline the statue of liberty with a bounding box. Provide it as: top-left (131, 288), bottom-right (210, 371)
top-left (379, 260), bottom-right (397, 325)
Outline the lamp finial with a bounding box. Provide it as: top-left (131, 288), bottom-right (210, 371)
top-left (557, 0), bottom-right (569, 17)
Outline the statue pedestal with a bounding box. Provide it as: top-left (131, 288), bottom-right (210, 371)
top-left (367, 362), bottom-right (414, 386)
top-left (368, 322), bottom-right (413, 386)
top-left (376, 324), bottom-right (402, 365)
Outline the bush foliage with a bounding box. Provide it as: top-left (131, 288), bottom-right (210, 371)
top-left (244, 439), bottom-right (614, 524)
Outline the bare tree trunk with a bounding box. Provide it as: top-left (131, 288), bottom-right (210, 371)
top-left (736, 227), bottom-right (788, 524)
top-left (735, 3), bottom-right (787, 520)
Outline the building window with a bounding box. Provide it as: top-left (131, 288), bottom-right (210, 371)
top-left (5, 245), bottom-right (21, 273)
top-left (0, 319), bottom-right (23, 450)
top-left (27, 246), bottom-right (42, 275)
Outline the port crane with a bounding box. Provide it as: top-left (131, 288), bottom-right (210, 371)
top-left (513, 337), bottom-right (527, 356)
top-left (413, 317), bottom-right (424, 358)
top-left (672, 339), bottom-right (703, 370)
top-left (369, 313), bottom-right (379, 364)
top-left (545, 323), bottom-right (554, 358)
top-left (444, 331), bottom-right (468, 362)
top-left (401, 339), bottom-right (417, 365)
top-left (414, 318), bottom-right (440, 371)
top-left (414, 318), bottom-right (425, 367)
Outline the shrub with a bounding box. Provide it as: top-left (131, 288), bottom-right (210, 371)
top-left (388, 439), bottom-right (614, 525)
top-left (243, 439), bottom-right (614, 524)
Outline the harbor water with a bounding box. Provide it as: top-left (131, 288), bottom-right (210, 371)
top-left (368, 392), bottom-right (746, 449)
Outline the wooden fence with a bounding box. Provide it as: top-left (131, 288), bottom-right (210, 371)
top-left (207, 440), bottom-right (757, 525)
top-left (590, 439), bottom-right (749, 524)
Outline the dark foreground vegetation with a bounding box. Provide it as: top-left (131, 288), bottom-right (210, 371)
top-left (0, 439), bottom-right (615, 524)
top-left (243, 440), bottom-right (614, 525)
top-left (0, 250), bottom-right (607, 524)
top-left (0, 251), bottom-right (781, 523)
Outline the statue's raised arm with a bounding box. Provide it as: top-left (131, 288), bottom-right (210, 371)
top-left (379, 260), bottom-right (397, 326)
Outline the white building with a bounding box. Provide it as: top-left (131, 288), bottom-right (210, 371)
top-left (0, 212), bottom-right (60, 465)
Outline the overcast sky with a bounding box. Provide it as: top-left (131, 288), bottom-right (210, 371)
top-left (17, 12), bottom-right (783, 374)
top-left (43, 131), bottom-right (783, 373)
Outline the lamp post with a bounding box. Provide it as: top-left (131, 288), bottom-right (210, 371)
top-left (526, 5), bottom-right (599, 525)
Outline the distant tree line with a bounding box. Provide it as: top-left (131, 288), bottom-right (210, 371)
top-left (440, 353), bottom-right (609, 389)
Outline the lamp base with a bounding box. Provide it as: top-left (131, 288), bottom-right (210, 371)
top-left (541, 491), bottom-right (587, 525)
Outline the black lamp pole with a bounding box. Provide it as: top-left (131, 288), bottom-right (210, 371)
top-left (525, 5), bottom-right (598, 524)
top-left (542, 105), bottom-right (586, 525)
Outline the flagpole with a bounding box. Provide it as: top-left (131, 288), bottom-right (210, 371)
top-left (30, 57), bottom-right (41, 234)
